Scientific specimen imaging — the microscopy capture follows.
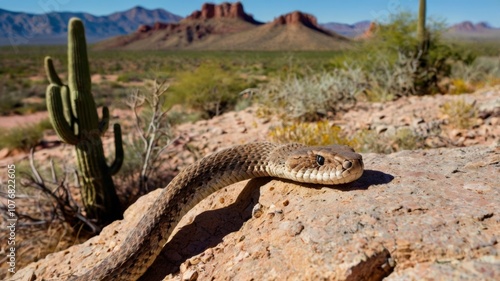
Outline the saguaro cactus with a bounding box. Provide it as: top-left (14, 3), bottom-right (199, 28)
top-left (417, 0), bottom-right (428, 49)
top-left (45, 17), bottom-right (123, 226)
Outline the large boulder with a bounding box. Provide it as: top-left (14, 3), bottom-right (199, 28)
top-left (9, 144), bottom-right (499, 280)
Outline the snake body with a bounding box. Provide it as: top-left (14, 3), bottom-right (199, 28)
top-left (72, 142), bottom-right (364, 280)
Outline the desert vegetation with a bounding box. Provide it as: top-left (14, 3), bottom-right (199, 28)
top-left (1, 3), bottom-right (499, 278)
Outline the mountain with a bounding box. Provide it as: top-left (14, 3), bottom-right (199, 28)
top-left (203, 11), bottom-right (350, 51)
top-left (0, 6), bottom-right (182, 45)
top-left (97, 3), bottom-right (350, 51)
top-left (449, 21), bottom-right (496, 32)
top-left (96, 2), bottom-right (262, 50)
top-left (446, 21), bottom-right (500, 41)
top-left (321, 20), bottom-right (371, 38)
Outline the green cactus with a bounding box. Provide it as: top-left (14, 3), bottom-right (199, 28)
top-left (45, 17), bottom-right (123, 226)
top-left (417, 0), bottom-right (428, 49)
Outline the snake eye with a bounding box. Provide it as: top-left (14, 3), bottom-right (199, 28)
top-left (316, 155), bottom-right (325, 166)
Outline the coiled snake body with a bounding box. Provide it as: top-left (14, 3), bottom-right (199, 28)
top-left (72, 142), bottom-right (364, 280)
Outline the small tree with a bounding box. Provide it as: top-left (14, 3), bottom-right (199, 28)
top-left (123, 80), bottom-right (174, 198)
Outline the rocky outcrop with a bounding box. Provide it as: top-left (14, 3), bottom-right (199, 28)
top-left (130, 2), bottom-right (262, 47)
top-left (8, 142), bottom-right (500, 280)
top-left (272, 11), bottom-right (318, 26)
top-left (100, 2), bottom-right (349, 51)
top-left (357, 21), bottom-right (377, 39)
top-left (137, 22), bottom-right (182, 33)
top-left (185, 2), bottom-right (260, 24)
top-left (269, 11), bottom-right (334, 36)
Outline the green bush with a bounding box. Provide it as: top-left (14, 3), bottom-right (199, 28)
top-left (355, 12), bottom-right (472, 97)
top-left (167, 61), bottom-right (253, 118)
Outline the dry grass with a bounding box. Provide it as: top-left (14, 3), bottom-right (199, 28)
top-left (269, 120), bottom-right (356, 147)
top-left (440, 98), bottom-right (478, 129)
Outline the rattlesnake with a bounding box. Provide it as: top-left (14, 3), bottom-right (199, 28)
top-left (71, 142), bottom-right (364, 280)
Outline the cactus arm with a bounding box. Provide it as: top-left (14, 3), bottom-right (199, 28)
top-left (99, 106), bottom-right (110, 135)
top-left (108, 124), bottom-right (124, 175)
top-left (46, 85), bottom-right (79, 145)
top-left (59, 85), bottom-right (73, 124)
top-left (44, 56), bottom-right (63, 86)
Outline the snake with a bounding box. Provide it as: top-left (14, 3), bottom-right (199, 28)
top-left (71, 142), bottom-right (364, 280)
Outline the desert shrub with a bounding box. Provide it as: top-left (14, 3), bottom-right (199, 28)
top-left (268, 120), bottom-right (356, 147)
top-left (451, 56), bottom-right (500, 90)
top-left (0, 91), bottom-right (22, 115)
top-left (354, 127), bottom-right (423, 154)
top-left (448, 79), bottom-right (475, 95)
top-left (118, 80), bottom-right (175, 200)
top-left (258, 65), bottom-right (365, 121)
top-left (362, 51), bottom-right (421, 101)
top-left (167, 108), bottom-right (204, 125)
top-left (440, 99), bottom-right (477, 129)
top-left (116, 72), bottom-right (145, 83)
top-left (0, 150), bottom-right (93, 280)
top-left (392, 127), bottom-right (423, 151)
top-left (356, 12), bottom-right (471, 97)
top-left (167, 61), bottom-right (253, 118)
top-left (0, 119), bottom-right (51, 151)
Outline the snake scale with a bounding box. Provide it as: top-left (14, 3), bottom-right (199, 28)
top-left (71, 142), bottom-right (364, 280)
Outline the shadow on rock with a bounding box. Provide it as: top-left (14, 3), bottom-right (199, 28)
top-left (141, 178), bottom-right (269, 280)
top-left (348, 169), bottom-right (394, 190)
top-left (139, 170), bottom-right (392, 280)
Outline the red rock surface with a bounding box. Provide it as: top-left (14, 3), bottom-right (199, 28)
top-left (108, 2), bottom-right (347, 51)
top-left (269, 11), bottom-right (334, 36)
top-left (271, 11), bottom-right (318, 26)
top-left (185, 2), bottom-right (257, 23)
top-left (2, 85), bottom-right (500, 281)
top-left (9, 144), bottom-right (499, 280)
top-left (357, 21), bottom-right (377, 39)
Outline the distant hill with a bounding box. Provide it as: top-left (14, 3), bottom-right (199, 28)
top-left (446, 21), bottom-right (500, 41)
top-left (96, 2), bottom-right (262, 50)
top-left (449, 21), bottom-right (495, 32)
top-left (321, 21), bottom-right (371, 38)
top-left (0, 6), bottom-right (182, 46)
top-left (2, 4), bottom-right (499, 48)
top-left (97, 2), bottom-right (350, 51)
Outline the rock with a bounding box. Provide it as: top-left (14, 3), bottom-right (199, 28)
top-left (137, 24), bottom-right (151, 33)
top-left (272, 11), bottom-right (318, 26)
top-left (358, 21), bottom-right (377, 39)
top-left (0, 148), bottom-right (10, 159)
top-left (8, 145), bottom-right (499, 280)
top-left (185, 2), bottom-right (259, 24)
top-left (269, 11), bottom-right (336, 36)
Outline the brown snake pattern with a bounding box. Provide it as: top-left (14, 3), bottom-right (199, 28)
top-left (71, 142), bottom-right (364, 280)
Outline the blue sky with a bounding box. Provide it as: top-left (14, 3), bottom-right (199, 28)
top-left (1, 0), bottom-right (499, 26)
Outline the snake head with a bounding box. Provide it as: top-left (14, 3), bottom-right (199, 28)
top-left (285, 144), bottom-right (364, 185)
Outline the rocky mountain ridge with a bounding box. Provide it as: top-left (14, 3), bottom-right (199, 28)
top-left (185, 2), bottom-right (261, 24)
top-left (100, 2), bottom-right (349, 51)
top-left (1, 2), bottom-right (499, 47)
top-left (449, 21), bottom-right (497, 32)
top-left (0, 6), bottom-right (182, 45)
